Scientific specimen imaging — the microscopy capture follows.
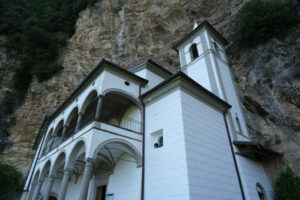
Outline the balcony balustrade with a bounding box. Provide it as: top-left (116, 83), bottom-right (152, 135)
top-left (41, 113), bottom-right (142, 158)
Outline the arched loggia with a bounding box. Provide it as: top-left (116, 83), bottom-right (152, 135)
top-left (91, 138), bottom-right (142, 200)
top-left (100, 91), bottom-right (142, 133)
top-left (52, 120), bottom-right (64, 149)
top-left (93, 138), bottom-right (142, 169)
top-left (41, 129), bottom-right (53, 156)
top-left (79, 91), bottom-right (98, 129)
top-left (64, 107), bottom-right (79, 140)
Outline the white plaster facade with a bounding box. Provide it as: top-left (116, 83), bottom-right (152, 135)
top-left (21, 21), bottom-right (278, 200)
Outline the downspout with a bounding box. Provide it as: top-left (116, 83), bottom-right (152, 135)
top-left (139, 85), bottom-right (145, 200)
top-left (223, 111), bottom-right (246, 200)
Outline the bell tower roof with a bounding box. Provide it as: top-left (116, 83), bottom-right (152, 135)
top-left (173, 20), bottom-right (229, 52)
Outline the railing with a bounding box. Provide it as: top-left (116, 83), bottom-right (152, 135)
top-left (100, 111), bottom-right (143, 133)
top-left (0, 191), bottom-right (22, 200)
top-left (118, 116), bottom-right (143, 133)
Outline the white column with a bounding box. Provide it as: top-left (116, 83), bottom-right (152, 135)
top-left (95, 95), bottom-right (103, 121)
top-left (60, 125), bottom-right (68, 143)
top-left (32, 179), bottom-right (43, 200)
top-left (78, 158), bottom-right (94, 200)
top-left (46, 136), bottom-right (55, 153)
top-left (43, 175), bottom-right (55, 200)
top-left (58, 168), bottom-right (72, 200)
top-left (75, 113), bottom-right (83, 132)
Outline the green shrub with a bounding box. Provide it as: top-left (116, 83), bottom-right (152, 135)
top-left (0, 0), bottom-right (97, 96)
top-left (274, 166), bottom-right (300, 200)
top-left (230, 0), bottom-right (299, 48)
top-left (0, 162), bottom-right (24, 192)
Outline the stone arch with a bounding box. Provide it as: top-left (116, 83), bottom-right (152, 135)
top-left (65, 107), bottom-right (79, 127)
top-left (93, 138), bottom-right (142, 168)
top-left (64, 107), bottom-right (79, 140)
top-left (80, 90), bottom-right (98, 114)
top-left (32, 169), bottom-right (40, 185)
top-left (53, 120), bottom-right (64, 137)
top-left (79, 90), bottom-right (99, 130)
top-left (100, 90), bottom-right (143, 132)
top-left (40, 160), bottom-right (52, 180)
top-left (51, 151), bottom-right (66, 175)
top-left (102, 88), bottom-right (142, 109)
top-left (41, 128), bottom-right (54, 156)
top-left (66, 139), bottom-right (87, 169)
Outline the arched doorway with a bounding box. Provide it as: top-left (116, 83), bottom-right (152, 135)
top-left (49, 196), bottom-right (57, 200)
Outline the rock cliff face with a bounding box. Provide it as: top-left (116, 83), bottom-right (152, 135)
top-left (0, 0), bottom-right (299, 183)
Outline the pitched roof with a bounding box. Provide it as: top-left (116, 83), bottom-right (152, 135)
top-left (127, 59), bottom-right (173, 76)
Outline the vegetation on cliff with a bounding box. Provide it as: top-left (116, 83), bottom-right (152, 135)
top-left (274, 166), bottom-right (300, 200)
top-left (230, 0), bottom-right (299, 48)
top-left (0, 0), bottom-right (97, 95)
top-left (0, 161), bottom-right (24, 192)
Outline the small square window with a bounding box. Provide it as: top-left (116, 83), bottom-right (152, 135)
top-left (150, 129), bottom-right (163, 149)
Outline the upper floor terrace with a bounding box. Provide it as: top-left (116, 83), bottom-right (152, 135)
top-left (38, 59), bottom-right (148, 159)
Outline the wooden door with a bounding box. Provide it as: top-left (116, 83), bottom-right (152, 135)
top-left (95, 185), bottom-right (106, 200)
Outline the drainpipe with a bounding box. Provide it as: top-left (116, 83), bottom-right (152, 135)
top-left (223, 111), bottom-right (246, 200)
top-left (139, 86), bottom-right (145, 200)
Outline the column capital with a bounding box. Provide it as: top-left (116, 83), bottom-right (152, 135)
top-left (64, 167), bottom-right (73, 171)
top-left (64, 168), bottom-right (73, 174)
top-left (78, 112), bottom-right (84, 116)
top-left (48, 174), bottom-right (55, 179)
top-left (38, 179), bottom-right (44, 184)
top-left (85, 158), bottom-right (94, 163)
top-left (63, 124), bottom-right (69, 128)
top-left (98, 94), bottom-right (104, 98)
top-left (32, 180), bottom-right (38, 185)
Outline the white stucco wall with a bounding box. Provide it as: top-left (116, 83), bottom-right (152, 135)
top-left (144, 89), bottom-right (190, 200)
top-left (237, 156), bottom-right (274, 200)
top-left (106, 154), bottom-right (142, 200)
top-left (133, 67), bottom-right (166, 93)
top-left (180, 90), bottom-right (242, 199)
top-left (183, 58), bottom-right (212, 91)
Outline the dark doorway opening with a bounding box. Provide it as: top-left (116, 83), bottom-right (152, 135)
top-left (49, 196), bottom-right (57, 200)
top-left (96, 185), bottom-right (107, 200)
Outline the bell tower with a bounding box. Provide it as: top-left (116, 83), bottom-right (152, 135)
top-left (174, 20), bottom-right (249, 139)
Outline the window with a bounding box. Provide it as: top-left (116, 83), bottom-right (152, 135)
top-left (213, 41), bottom-right (227, 61)
top-left (189, 43), bottom-right (199, 61)
top-left (151, 129), bottom-right (163, 148)
top-left (235, 114), bottom-right (243, 135)
top-left (154, 136), bottom-right (163, 148)
top-left (213, 42), bottom-right (220, 56)
top-left (256, 183), bottom-right (268, 200)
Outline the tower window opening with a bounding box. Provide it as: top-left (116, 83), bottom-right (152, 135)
top-left (213, 42), bottom-right (220, 56)
top-left (236, 115), bottom-right (243, 135)
top-left (189, 43), bottom-right (199, 61)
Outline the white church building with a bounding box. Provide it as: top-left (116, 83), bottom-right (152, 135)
top-left (21, 21), bottom-right (281, 200)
